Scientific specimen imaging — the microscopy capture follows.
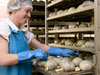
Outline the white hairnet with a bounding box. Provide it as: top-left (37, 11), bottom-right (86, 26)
top-left (7, 0), bottom-right (33, 14)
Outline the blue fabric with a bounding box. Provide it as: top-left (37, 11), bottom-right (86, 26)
top-left (48, 46), bottom-right (80, 57)
top-left (18, 48), bottom-right (48, 63)
top-left (0, 26), bottom-right (31, 75)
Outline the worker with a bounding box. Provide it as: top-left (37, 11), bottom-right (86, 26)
top-left (0, 0), bottom-right (79, 75)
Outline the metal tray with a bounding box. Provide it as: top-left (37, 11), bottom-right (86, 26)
top-left (31, 65), bottom-right (94, 75)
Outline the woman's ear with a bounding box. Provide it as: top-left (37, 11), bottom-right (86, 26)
top-left (13, 10), bottom-right (17, 12)
top-left (13, 9), bottom-right (19, 14)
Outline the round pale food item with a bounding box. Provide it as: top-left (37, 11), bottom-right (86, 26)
top-left (54, 39), bottom-right (60, 44)
top-left (77, 4), bottom-right (83, 9)
top-left (76, 40), bottom-right (86, 47)
top-left (79, 23), bottom-right (88, 28)
top-left (61, 61), bottom-right (75, 72)
top-left (90, 23), bottom-right (94, 27)
top-left (49, 12), bottom-right (53, 17)
top-left (45, 60), bottom-right (57, 71)
top-left (65, 39), bottom-right (74, 46)
top-left (56, 26), bottom-right (62, 30)
top-left (72, 57), bottom-right (83, 67)
top-left (82, 0), bottom-right (94, 7)
top-left (59, 57), bottom-right (72, 67)
top-left (62, 25), bottom-right (68, 29)
top-left (38, 19), bottom-right (42, 22)
top-left (68, 7), bottom-right (76, 12)
top-left (33, 19), bottom-right (38, 22)
top-left (85, 40), bottom-right (94, 48)
top-left (48, 56), bottom-right (56, 60)
top-left (36, 59), bottom-right (46, 68)
top-left (68, 24), bottom-right (78, 29)
top-left (57, 10), bottom-right (64, 15)
top-left (63, 9), bottom-right (68, 13)
top-left (52, 12), bottom-right (57, 16)
top-left (79, 60), bottom-right (92, 71)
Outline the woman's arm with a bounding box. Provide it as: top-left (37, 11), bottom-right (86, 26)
top-left (29, 38), bottom-right (50, 53)
top-left (0, 36), bottom-right (18, 66)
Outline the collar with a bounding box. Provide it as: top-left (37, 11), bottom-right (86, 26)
top-left (5, 18), bottom-right (27, 32)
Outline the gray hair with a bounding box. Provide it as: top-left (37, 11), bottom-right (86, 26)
top-left (7, 0), bottom-right (33, 15)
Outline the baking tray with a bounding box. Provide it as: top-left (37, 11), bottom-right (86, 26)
top-left (31, 65), bottom-right (94, 75)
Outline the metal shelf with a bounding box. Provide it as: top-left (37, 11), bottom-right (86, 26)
top-left (48, 22), bottom-right (78, 25)
top-left (32, 1), bottom-right (45, 6)
top-left (48, 27), bottom-right (94, 33)
top-left (31, 31), bottom-right (45, 35)
top-left (47, 0), bottom-right (87, 9)
top-left (29, 21), bottom-right (45, 25)
top-left (49, 44), bottom-right (94, 53)
top-left (47, 0), bottom-right (63, 8)
top-left (29, 21), bottom-right (78, 26)
top-left (47, 5), bottom-right (94, 21)
top-left (31, 65), bottom-right (94, 75)
top-left (31, 11), bottom-right (45, 15)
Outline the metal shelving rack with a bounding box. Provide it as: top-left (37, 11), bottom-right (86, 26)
top-left (27, 1), bottom-right (45, 43)
top-left (31, 0), bottom-right (100, 75)
top-left (44, 0), bottom-right (100, 75)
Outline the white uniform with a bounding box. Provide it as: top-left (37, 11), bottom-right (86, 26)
top-left (0, 18), bottom-right (34, 44)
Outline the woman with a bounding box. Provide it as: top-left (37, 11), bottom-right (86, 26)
top-left (0, 0), bottom-right (79, 75)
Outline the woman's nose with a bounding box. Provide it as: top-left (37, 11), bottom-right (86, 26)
top-left (28, 12), bottom-right (31, 18)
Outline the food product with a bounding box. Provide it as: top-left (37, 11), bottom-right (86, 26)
top-left (54, 58), bottom-right (61, 65)
top-left (34, 9), bottom-right (39, 11)
top-left (59, 57), bottom-right (71, 67)
top-left (79, 60), bottom-right (92, 71)
top-left (68, 24), bottom-right (78, 29)
top-left (48, 56), bottom-right (57, 60)
top-left (45, 60), bottom-right (57, 71)
top-left (52, 12), bottom-right (57, 16)
top-left (38, 0), bottom-right (44, 2)
top-left (56, 26), bottom-right (62, 30)
top-left (90, 23), bottom-right (94, 27)
top-left (60, 39), bottom-right (66, 45)
top-left (62, 25), bottom-right (68, 29)
top-left (38, 19), bottom-right (42, 22)
top-left (75, 67), bottom-right (81, 72)
top-left (33, 19), bottom-right (38, 22)
top-left (76, 40), bottom-right (86, 47)
top-left (68, 7), bottom-right (76, 12)
top-left (31, 59), bottom-right (38, 66)
top-left (61, 61), bottom-right (75, 72)
top-left (79, 23), bottom-right (88, 28)
top-left (55, 68), bottom-right (64, 73)
top-left (65, 39), bottom-right (74, 46)
top-left (63, 9), bottom-right (68, 13)
top-left (85, 40), bottom-right (94, 48)
top-left (57, 10), bottom-right (64, 15)
top-left (49, 12), bottom-right (53, 17)
top-left (36, 59), bottom-right (46, 68)
top-left (82, 0), bottom-right (94, 7)
top-left (77, 4), bottom-right (83, 9)
top-left (54, 39), bottom-right (60, 44)
top-left (72, 57), bottom-right (83, 67)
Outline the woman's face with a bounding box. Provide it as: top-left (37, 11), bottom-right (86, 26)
top-left (15, 7), bottom-right (32, 25)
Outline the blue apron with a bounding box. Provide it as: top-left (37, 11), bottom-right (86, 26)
top-left (0, 26), bottom-right (31, 75)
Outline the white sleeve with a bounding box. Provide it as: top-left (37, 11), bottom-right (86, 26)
top-left (0, 22), bottom-right (10, 42)
top-left (25, 31), bottom-right (34, 44)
